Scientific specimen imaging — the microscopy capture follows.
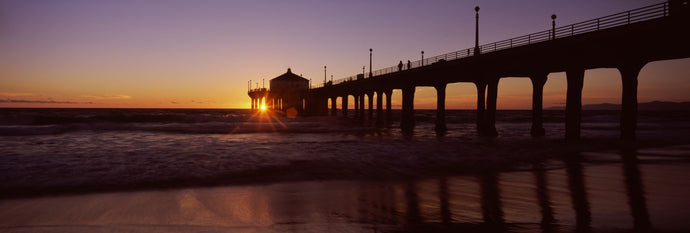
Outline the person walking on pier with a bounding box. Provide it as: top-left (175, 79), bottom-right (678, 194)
top-left (398, 61), bottom-right (403, 71)
top-left (407, 60), bottom-right (411, 70)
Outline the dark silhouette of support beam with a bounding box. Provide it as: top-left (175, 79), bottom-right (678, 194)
top-left (312, 97), bottom-right (319, 115)
top-left (385, 89), bottom-right (393, 125)
top-left (304, 97), bottom-right (310, 115)
top-left (486, 78), bottom-right (499, 136)
top-left (305, 97), bottom-right (311, 115)
top-left (531, 74), bottom-right (548, 136)
top-left (621, 147), bottom-right (651, 231)
top-left (359, 93), bottom-right (365, 120)
top-left (317, 96), bottom-right (327, 116)
top-left (401, 86), bottom-right (415, 134)
top-left (368, 92), bottom-right (374, 120)
top-left (565, 153), bottom-right (591, 231)
top-left (354, 94), bottom-right (359, 119)
top-left (435, 84), bottom-right (447, 133)
top-left (475, 81), bottom-right (487, 135)
top-left (331, 97), bottom-right (337, 116)
top-left (619, 63), bottom-right (644, 140)
top-left (342, 95), bottom-right (348, 117)
top-left (376, 91), bottom-right (384, 127)
top-left (566, 69), bottom-right (584, 140)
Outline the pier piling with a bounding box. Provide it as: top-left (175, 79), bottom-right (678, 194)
top-left (531, 74), bottom-right (548, 136)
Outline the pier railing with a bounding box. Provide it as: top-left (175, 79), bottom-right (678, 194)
top-left (247, 88), bottom-right (267, 94)
top-left (315, 1), bottom-right (670, 89)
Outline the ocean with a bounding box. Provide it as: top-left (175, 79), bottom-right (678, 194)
top-left (1, 108), bottom-right (689, 232)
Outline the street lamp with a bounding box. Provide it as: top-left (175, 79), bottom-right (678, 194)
top-left (324, 66), bottom-right (327, 85)
top-left (474, 6), bottom-right (480, 55)
top-left (369, 48), bottom-right (373, 78)
top-left (551, 14), bottom-right (557, 40)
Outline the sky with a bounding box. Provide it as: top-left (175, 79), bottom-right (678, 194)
top-left (1, 0), bottom-right (688, 109)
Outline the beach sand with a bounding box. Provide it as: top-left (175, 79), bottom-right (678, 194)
top-left (2, 145), bottom-right (689, 233)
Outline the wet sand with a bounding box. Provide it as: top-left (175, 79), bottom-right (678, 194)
top-left (2, 145), bottom-right (689, 233)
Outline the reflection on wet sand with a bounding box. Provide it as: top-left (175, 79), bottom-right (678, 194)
top-left (438, 177), bottom-right (451, 225)
top-left (404, 181), bottom-right (421, 225)
top-left (565, 153), bottom-right (592, 232)
top-left (480, 172), bottom-right (504, 226)
top-left (1, 149), bottom-right (689, 233)
top-left (534, 162), bottom-right (556, 231)
top-left (621, 148), bottom-right (651, 231)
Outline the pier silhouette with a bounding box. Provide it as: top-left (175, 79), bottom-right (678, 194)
top-left (251, 0), bottom-right (690, 139)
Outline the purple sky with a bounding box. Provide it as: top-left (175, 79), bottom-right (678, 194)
top-left (1, 0), bottom-right (687, 108)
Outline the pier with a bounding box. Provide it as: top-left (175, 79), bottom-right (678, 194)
top-left (251, 0), bottom-right (690, 139)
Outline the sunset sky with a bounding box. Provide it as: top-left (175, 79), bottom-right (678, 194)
top-left (1, 0), bottom-right (688, 109)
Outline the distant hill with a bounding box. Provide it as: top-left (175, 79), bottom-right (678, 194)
top-left (547, 101), bottom-right (690, 110)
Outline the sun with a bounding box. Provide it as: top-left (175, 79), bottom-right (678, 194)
top-left (260, 104), bottom-right (267, 111)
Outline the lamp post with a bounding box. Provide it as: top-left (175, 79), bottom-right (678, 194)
top-left (324, 66), bottom-right (327, 85)
top-left (551, 14), bottom-right (557, 40)
top-left (474, 6), bottom-right (480, 55)
top-left (369, 48), bottom-right (373, 78)
top-left (421, 51), bottom-right (424, 66)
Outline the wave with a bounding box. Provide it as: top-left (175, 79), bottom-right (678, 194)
top-left (0, 108), bottom-right (253, 135)
top-left (0, 108), bottom-right (378, 136)
top-left (0, 108), bottom-right (249, 125)
top-left (2, 108), bottom-right (689, 136)
top-left (0, 120), bottom-right (372, 136)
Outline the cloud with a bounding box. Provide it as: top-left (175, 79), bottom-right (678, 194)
top-left (190, 100), bottom-right (215, 104)
top-left (0, 99), bottom-right (93, 104)
top-left (0, 92), bottom-right (35, 97)
top-left (81, 94), bottom-right (132, 100)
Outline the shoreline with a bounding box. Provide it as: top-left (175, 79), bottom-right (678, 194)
top-left (1, 143), bottom-right (689, 233)
top-left (2, 135), bottom-right (687, 200)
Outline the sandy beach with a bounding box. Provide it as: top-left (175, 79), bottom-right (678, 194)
top-left (2, 144), bottom-right (690, 233)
